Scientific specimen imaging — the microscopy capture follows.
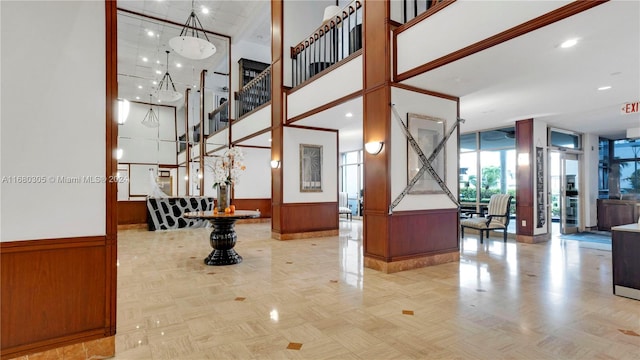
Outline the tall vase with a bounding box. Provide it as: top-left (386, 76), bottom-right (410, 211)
top-left (216, 184), bottom-right (231, 212)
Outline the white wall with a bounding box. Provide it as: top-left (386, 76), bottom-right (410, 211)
top-left (395, 1), bottom-right (569, 74)
top-left (1, 1), bottom-right (106, 241)
top-left (287, 55), bottom-right (362, 118)
top-left (390, 87), bottom-right (458, 211)
top-left (232, 106), bottom-right (271, 142)
top-left (234, 147), bottom-right (271, 199)
top-left (283, 127), bottom-right (338, 203)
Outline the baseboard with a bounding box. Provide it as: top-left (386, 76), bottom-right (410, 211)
top-left (516, 232), bottom-right (551, 243)
top-left (4, 335), bottom-right (114, 360)
top-left (272, 229), bottom-right (339, 240)
top-left (364, 250), bottom-right (460, 273)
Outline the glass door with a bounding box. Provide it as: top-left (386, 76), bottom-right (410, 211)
top-left (561, 153), bottom-right (580, 234)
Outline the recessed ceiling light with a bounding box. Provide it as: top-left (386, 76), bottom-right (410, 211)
top-left (136, 96), bottom-right (140, 100)
top-left (345, 112), bottom-right (353, 118)
top-left (560, 38), bottom-right (578, 48)
top-left (158, 99), bottom-right (162, 103)
top-left (156, 60), bottom-right (160, 64)
top-left (201, 7), bottom-right (209, 14)
top-left (138, 85), bottom-right (143, 89)
top-left (156, 70), bottom-right (162, 75)
top-left (176, 63), bottom-right (182, 68)
top-left (142, 57), bottom-right (148, 62)
top-left (268, 138), bottom-right (272, 142)
top-left (152, 81), bottom-right (157, 85)
top-left (598, 86), bottom-right (612, 91)
top-left (147, 30), bottom-right (154, 37)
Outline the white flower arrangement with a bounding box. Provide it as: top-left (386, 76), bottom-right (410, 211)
top-left (207, 147), bottom-right (246, 188)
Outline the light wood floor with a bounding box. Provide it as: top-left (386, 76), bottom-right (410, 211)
top-left (115, 220), bottom-right (639, 359)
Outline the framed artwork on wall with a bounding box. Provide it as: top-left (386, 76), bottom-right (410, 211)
top-left (407, 113), bottom-right (446, 194)
top-left (300, 144), bottom-right (323, 192)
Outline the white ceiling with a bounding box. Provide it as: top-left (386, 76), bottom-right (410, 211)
top-left (117, 0), bottom-right (270, 105)
top-left (401, 0), bottom-right (640, 139)
top-left (118, 1), bottom-right (639, 149)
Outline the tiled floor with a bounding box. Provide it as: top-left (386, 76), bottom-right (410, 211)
top-left (115, 220), bottom-right (639, 359)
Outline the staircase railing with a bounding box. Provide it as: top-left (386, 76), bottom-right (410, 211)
top-left (402, 0), bottom-right (445, 23)
top-left (236, 65), bottom-right (272, 119)
top-left (290, 1), bottom-right (362, 88)
top-left (208, 100), bottom-right (230, 133)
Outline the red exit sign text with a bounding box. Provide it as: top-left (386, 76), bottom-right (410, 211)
top-left (621, 101), bottom-right (640, 114)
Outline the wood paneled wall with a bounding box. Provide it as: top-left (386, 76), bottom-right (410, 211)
top-left (1, 237), bottom-right (108, 358)
top-left (388, 209), bottom-right (459, 260)
top-left (118, 201), bottom-right (147, 224)
top-left (232, 198), bottom-right (272, 218)
top-left (516, 119), bottom-right (534, 236)
top-left (275, 203), bottom-right (339, 234)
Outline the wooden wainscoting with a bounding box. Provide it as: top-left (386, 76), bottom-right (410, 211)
top-left (118, 200), bottom-right (147, 225)
top-left (364, 208), bottom-right (460, 273)
top-left (272, 202), bottom-right (339, 239)
top-left (1, 236), bottom-right (114, 358)
top-left (388, 208), bottom-right (459, 259)
top-left (231, 198), bottom-right (271, 218)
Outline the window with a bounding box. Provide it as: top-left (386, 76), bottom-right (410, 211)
top-left (340, 150), bottom-right (363, 216)
top-left (459, 127), bottom-right (516, 222)
top-left (549, 128), bottom-right (581, 149)
top-left (613, 139), bottom-right (640, 199)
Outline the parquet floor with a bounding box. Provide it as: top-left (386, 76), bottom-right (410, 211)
top-left (114, 220), bottom-right (639, 359)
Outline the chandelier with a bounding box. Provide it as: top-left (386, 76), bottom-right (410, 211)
top-left (169, 0), bottom-right (216, 60)
top-left (156, 50), bottom-right (182, 102)
top-left (141, 94), bottom-right (160, 128)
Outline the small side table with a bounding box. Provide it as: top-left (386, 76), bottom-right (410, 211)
top-left (183, 210), bottom-right (260, 266)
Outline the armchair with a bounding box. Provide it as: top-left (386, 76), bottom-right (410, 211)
top-left (460, 194), bottom-right (513, 243)
top-left (339, 192), bottom-right (352, 220)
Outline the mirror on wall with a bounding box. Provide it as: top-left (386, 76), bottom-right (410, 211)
top-left (116, 5), bottom-right (230, 200)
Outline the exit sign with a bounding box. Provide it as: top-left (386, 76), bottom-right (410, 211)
top-left (621, 101), bottom-right (640, 114)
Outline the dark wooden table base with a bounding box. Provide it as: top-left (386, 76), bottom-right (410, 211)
top-left (206, 217), bottom-right (241, 266)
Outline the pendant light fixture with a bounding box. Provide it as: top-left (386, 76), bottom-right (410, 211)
top-left (169, 0), bottom-right (216, 60)
top-left (156, 50), bottom-right (182, 102)
top-left (142, 94), bottom-right (160, 128)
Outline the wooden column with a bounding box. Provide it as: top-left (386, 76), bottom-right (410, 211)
top-left (515, 119), bottom-right (535, 242)
top-left (271, 0), bottom-right (284, 234)
top-left (362, 1), bottom-right (393, 265)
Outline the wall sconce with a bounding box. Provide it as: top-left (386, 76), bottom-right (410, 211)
top-left (270, 160), bottom-right (281, 169)
top-left (364, 141), bottom-right (384, 155)
top-left (117, 98), bottom-right (129, 125)
top-left (518, 153), bottom-right (530, 166)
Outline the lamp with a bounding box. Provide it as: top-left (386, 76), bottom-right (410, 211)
top-left (169, 0), bottom-right (217, 60)
top-left (364, 141), bottom-right (384, 155)
top-left (156, 51), bottom-right (182, 102)
top-left (117, 98), bottom-right (130, 124)
top-left (518, 153), bottom-right (530, 166)
top-left (270, 160), bottom-right (281, 169)
top-left (141, 94), bottom-right (160, 128)
top-left (322, 5), bottom-right (341, 22)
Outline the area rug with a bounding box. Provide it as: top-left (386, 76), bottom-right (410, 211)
top-left (559, 231), bottom-right (612, 244)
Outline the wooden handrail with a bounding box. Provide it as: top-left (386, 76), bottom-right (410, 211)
top-left (290, 0), bottom-right (362, 58)
top-left (238, 65), bottom-right (272, 94)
